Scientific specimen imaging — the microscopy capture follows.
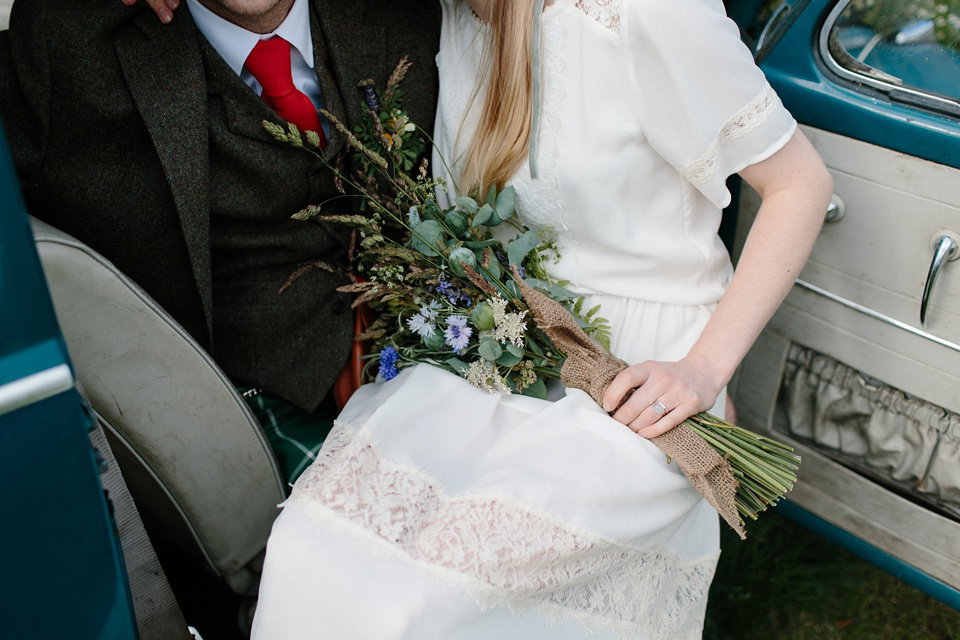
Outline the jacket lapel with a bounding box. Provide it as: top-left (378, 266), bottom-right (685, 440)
top-left (312, 0), bottom-right (387, 137)
top-left (114, 10), bottom-right (213, 336)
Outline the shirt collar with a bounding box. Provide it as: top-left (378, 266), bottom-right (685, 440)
top-left (185, 0), bottom-right (315, 76)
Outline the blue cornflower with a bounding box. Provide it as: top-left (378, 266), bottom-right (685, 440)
top-left (443, 315), bottom-right (473, 354)
top-left (378, 346), bottom-right (400, 381)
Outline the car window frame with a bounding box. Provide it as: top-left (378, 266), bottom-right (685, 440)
top-left (819, 0), bottom-right (960, 119)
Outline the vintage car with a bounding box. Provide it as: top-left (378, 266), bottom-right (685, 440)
top-left (727, 0), bottom-right (960, 606)
top-left (0, 0), bottom-right (957, 638)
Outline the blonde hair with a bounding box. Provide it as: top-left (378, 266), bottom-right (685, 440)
top-left (460, 0), bottom-right (535, 196)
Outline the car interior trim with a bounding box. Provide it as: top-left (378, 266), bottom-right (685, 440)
top-left (0, 363), bottom-right (74, 418)
top-left (795, 279), bottom-right (960, 354)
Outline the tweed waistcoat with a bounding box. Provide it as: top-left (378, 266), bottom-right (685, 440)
top-left (197, 10), bottom-right (355, 409)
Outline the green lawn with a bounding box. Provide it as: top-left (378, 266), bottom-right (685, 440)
top-left (705, 511), bottom-right (960, 639)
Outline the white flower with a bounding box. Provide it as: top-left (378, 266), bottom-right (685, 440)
top-left (465, 361), bottom-right (511, 394)
top-left (420, 300), bottom-right (441, 322)
top-left (406, 301), bottom-right (443, 339)
top-left (487, 295), bottom-right (527, 348)
top-left (406, 313), bottom-right (435, 339)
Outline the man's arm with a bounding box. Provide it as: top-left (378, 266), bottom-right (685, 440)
top-left (0, 0), bottom-right (52, 190)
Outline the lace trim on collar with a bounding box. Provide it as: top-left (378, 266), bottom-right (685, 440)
top-left (575, 0), bottom-right (621, 33)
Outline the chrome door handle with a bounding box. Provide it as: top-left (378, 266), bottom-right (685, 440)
top-left (825, 195), bottom-right (845, 223)
top-left (920, 232), bottom-right (960, 326)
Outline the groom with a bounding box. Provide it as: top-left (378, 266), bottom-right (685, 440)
top-left (0, 0), bottom-right (440, 482)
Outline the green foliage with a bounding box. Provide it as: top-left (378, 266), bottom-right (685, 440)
top-left (705, 512), bottom-right (960, 640)
top-left (270, 58), bottom-right (607, 392)
top-left (846, 0), bottom-right (960, 51)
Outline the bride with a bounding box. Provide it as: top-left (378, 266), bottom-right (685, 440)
top-left (246, 0), bottom-right (832, 637)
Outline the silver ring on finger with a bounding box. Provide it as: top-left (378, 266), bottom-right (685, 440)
top-left (651, 400), bottom-right (668, 415)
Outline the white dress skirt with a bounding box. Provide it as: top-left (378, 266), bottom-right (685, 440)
top-left (252, 0), bottom-right (798, 637)
top-left (251, 298), bottom-right (722, 639)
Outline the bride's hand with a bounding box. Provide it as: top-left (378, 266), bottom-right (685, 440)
top-left (121, 0), bottom-right (179, 24)
top-left (601, 353), bottom-right (722, 439)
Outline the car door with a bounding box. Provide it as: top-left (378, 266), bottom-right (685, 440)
top-left (727, 0), bottom-right (960, 606)
top-left (0, 128), bottom-right (139, 637)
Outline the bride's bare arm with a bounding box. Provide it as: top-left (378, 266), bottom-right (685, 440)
top-left (603, 129), bottom-right (832, 438)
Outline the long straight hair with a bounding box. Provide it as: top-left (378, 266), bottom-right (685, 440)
top-left (459, 0), bottom-right (535, 196)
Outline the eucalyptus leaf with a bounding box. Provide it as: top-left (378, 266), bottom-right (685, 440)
top-left (411, 220), bottom-right (444, 256)
top-left (446, 357), bottom-right (469, 375)
top-left (455, 196), bottom-right (478, 214)
top-left (496, 350), bottom-right (523, 367)
top-left (495, 186), bottom-right (516, 221)
top-left (478, 338), bottom-right (503, 361)
top-left (472, 203), bottom-right (494, 227)
top-left (521, 377), bottom-right (547, 399)
top-left (423, 198), bottom-right (444, 221)
top-left (505, 342), bottom-right (524, 358)
top-left (462, 239), bottom-right (500, 249)
top-left (480, 247), bottom-right (500, 279)
top-left (408, 206), bottom-right (422, 226)
top-left (524, 277), bottom-right (578, 301)
top-left (486, 183), bottom-right (497, 206)
top-left (507, 230), bottom-right (541, 266)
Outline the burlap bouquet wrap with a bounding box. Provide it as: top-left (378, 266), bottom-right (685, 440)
top-left (515, 274), bottom-right (745, 538)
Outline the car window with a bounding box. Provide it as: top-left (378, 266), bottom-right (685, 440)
top-left (824, 0), bottom-right (960, 114)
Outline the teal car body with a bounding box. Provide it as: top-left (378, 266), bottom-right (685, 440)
top-left (0, 131), bottom-right (138, 638)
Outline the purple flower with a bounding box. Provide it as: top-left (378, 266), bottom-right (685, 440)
top-left (378, 346), bottom-right (400, 381)
top-left (444, 315), bottom-right (473, 354)
top-left (359, 81), bottom-right (380, 111)
top-left (434, 278), bottom-right (470, 305)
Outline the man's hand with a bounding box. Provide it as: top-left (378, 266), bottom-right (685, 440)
top-left (121, 0), bottom-right (179, 24)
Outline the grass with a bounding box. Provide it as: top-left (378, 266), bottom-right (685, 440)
top-left (705, 510), bottom-right (960, 639)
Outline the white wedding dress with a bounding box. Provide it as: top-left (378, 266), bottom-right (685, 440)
top-left (251, 0), bottom-right (796, 638)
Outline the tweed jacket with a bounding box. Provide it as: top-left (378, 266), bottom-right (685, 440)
top-left (0, 0), bottom-right (441, 410)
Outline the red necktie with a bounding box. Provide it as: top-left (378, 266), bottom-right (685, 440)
top-left (244, 37), bottom-right (326, 146)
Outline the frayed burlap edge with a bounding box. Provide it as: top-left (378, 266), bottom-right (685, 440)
top-left (513, 270), bottom-right (745, 539)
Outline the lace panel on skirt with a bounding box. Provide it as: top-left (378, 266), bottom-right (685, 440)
top-left (285, 422), bottom-right (717, 639)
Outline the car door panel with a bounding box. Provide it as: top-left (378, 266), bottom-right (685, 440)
top-left (728, 0), bottom-right (960, 604)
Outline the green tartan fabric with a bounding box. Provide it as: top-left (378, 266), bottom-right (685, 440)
top-left (238, 387), bottom-right (336, 487)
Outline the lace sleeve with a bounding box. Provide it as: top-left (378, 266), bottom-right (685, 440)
top-left (619, 0), bottom-right (796, 208)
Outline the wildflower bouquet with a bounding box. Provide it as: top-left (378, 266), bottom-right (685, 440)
top-left (265, 58), bottom-right (799, 538)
